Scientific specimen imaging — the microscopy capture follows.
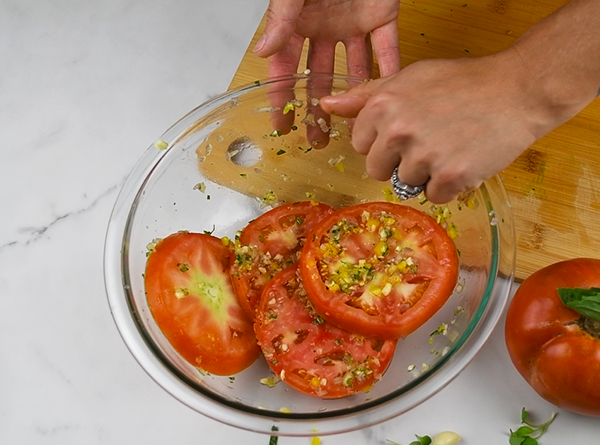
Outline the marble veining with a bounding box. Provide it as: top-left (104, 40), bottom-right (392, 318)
top-left (1, 1), bottom-right (599, 444)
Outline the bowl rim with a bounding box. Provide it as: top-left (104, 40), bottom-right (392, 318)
top-left (103, 73), bottom-right (516, 436)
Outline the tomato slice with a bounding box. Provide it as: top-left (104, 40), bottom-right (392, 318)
top-left (145, 232), bottom-right (260, 375)
top-left (300, 202), bottom-right (459, 340)
top-left (255, 265), bottom-right (397, 399)
top-left (230, 201), bottom-right (334, 319)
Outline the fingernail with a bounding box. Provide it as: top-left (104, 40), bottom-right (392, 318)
top-left (253, 34), bottom-right (267, 53)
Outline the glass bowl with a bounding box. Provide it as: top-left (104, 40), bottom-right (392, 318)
top-left (104, 74), bottom-right (515, 437)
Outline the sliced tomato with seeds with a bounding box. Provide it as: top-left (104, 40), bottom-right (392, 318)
top-left (230, 201), bottom-right (334, 319)
top-left (255, 265), bottom-right (397, 399)
top-left (300, 202), bottom-right (459, 340)
top-left (145, 231), bottom-right (260, 375)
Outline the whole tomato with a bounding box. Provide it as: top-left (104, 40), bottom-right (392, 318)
top-left (505, 258), bottom-right (600, 417)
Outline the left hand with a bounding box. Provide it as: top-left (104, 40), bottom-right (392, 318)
top-left (253, 0), bottom-right (401, 149)
top-left (254, 0), bottom-right (401, 79)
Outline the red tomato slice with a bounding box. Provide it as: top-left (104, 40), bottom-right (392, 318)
top-left (145, 232), bottom-right (260, 375)
top-left (255, 265), bottom-right (397, 399)
top-left (300, 202), bottom-right (459, 340)
top-left (230, 201), bottom-right (334, 319)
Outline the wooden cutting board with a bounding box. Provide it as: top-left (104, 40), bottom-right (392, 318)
top-left (229, 0), bottom-right (600, 281)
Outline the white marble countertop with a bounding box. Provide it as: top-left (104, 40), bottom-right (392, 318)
top-left (1, 1), bottom-right (599, 444)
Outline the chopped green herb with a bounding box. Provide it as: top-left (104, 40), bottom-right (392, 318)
top-left (430, 323), bottom-right (448, 339)
top-left (177, 263), bottom-right (189, 273)
top-left (203, 225), bottom-right (216, 235)
top-left (193, 182), bottom-right (207, 193)
top-left (312, 316), bottom-right (325, 325)
top-left (276, 149), bottom-right (286, 155)
top-left (291, 125), bottom-right (298, 131)
top-left (269, 425), bottom-right (278, 445)
top-left (145, 238), bottom-right (162, 257)
top-left (262, 189), bottom-right (278, 205)
top-left (387, 434), bottom-right (432, 445)
top-left (283, 102), bottom-right (295, 114)
top-left (260, 375), bottom-right (281, 388)
top-left (240, 173), bottom-right (247, 178)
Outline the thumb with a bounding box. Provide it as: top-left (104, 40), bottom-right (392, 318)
top-left (319, 78), bottom-right (388, 117)
top-left (253, 0), bottom-right (305, 57)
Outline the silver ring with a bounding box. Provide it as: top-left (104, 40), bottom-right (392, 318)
top-left (390, 166), bottom-right (426, 200)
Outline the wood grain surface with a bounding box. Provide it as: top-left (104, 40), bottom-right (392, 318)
top-left (229, 0), bottom-right (600, 281)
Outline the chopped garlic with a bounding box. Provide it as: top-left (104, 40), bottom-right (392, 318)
top-left (154, 139), bottom-right (168, 150)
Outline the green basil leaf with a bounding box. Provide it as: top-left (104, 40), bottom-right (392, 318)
top-left (557, 288), bottom-right (600, 321)
top-left (521, 437), bottom-right (538, 445)
top-left (416, 435), bottom-right (432, 445)
top-left (515, 426), bottom-right (535, 437)
top-left (509, 433), bottom-right (525, 445)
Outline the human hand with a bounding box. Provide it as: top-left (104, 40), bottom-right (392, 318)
top-left (319, 49), bottom-right (560, 204)
top-left (254, 0), bottom-right (401, 79)
top-left (254, 0), bottom-right (401, 149)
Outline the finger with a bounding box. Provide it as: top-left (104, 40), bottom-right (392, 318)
top-left (396, 153), bottom-right (430, 188)
top-left (267, 34), bottom-right (304, 133)
top-left (424, 174), bottom-right (473, 204)
top-left (424, 180), bottom-right (460, 204)
top-left (344, 35), bottom-right (374, 81)
top-left (371, 20), bottom-right (401, 77)
top-left (254, 0), bottom-right (305, 57)
top-left (305, 39), bottom-right (336, 148)
top-left (349, 106), bottom-right (379, 156)
top-left (423, 160), bottom-right (485, 204)
top-left (267, 76), bottom-right (297, 134)
top-left (319, 78), bottom-right (386, 117)
top-left (267, 32), bottom-right (305, 79)
top-left (363, 133), bottom-right (403, 181)
top-left (306, 38), bottom-right (336, 75)
top-left (306, 74), bottom-right (333, 149)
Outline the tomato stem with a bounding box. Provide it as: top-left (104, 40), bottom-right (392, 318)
top-left (577, 316), bottom-right (600, 340)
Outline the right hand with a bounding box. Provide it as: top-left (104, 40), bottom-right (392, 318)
top-left (320, 49), bottom-right (558, 203)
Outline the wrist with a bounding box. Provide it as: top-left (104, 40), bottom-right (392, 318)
top-left (507, 0), bottom-right (600, 133)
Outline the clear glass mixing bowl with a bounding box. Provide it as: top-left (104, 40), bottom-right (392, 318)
top-left (104, 74), bottom-right (515, 437)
